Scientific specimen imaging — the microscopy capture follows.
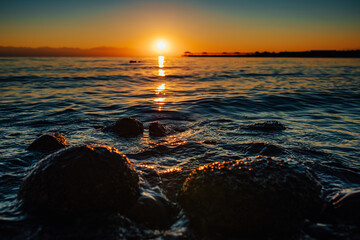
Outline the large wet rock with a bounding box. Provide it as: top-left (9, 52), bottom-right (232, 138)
top-left (322, 187), bottom-right (360, 224)
top-left (178, 156), bottom-right (322, 238)
top-left (104, 117), bottom-right (144, 137)
top-left (27, 133), bottom-right (68, 153)
top-left (149, 121), bottom-right (167, 137)
top-left (18, 145), bottom-right (140, 217)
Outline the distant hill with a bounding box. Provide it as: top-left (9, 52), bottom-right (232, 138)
top-left (0, 46), bottom-right (140, 57)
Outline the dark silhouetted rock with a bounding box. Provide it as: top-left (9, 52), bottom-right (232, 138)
top-left (149, 121), bottom-right (167, 137)
top-left (242, 121), bottom-right (286, 131)
top-left (178, 156), bottom-right (322, 238)
top-left (104, 117), bottom-right (144, 137)
top-left (322, 188), bottom-right (360, 224)
top-left (27, 133), bottom-right (68, 153)
top-left (18, 145), bottom-right (140, 217)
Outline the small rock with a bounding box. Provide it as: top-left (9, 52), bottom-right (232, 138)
top-left (149, 121), bottom-right (167, 137)
top-left (104, 117), bottom-right (144, 137)
top-left (18, 145), bottom-right (140, 217)
top-left (178, 156), bottom-right (322, 238)
top-left (27, 133), bottom-right (68, 153)
top-left (242, 121), bottom-right (286, 131)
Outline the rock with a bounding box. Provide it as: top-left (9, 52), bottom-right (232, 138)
top-left (149, 121), bottom-right (167, 137)
top-left (104, 117), bottom-right (144, 137)
top-left (18, 145), bottom-right (140, 217)
top-left (27, 133), bottom-right (68, 153)
top-left (322, 188), bottom-right (360, 224)
top-left (178, 156), bottom-right (322, 238)
top-left (238, 142), bottom-right (284, 156)
top-left (242, 121), bottom-right (286, 131)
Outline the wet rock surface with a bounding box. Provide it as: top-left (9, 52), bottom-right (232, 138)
top-left (149, 121), bottom-right (167, 137)
top-left (242, 121), bottom-right (286, 131)
top-left (27, 133), bottom-right (68, 153)
top-left (18, 145), bottom-right (140, 217)
top-left (178, 156), bottom-right (322, 238)
top-left (104, 117), bottom-right (144, 137)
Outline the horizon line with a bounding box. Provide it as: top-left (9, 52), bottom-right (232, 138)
top-left (0, 46), bottom-right (359, 58)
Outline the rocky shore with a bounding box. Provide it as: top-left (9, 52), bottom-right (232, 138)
top-left (16, 118), bottom-right (360, 239)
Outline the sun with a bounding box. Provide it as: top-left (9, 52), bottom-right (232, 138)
top-left (157, 41), bottom-right (166, 50)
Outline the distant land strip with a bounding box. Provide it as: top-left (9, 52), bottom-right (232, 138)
top-left (183, 50), bottom-right (360, 58)
top-left (0, 46), bottom-right (140, 57)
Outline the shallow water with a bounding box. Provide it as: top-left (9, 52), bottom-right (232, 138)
top-left (0, 57), bottom-right (360, 239)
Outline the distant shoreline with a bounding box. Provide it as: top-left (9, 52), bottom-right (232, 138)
top-left (183, 50), bottom-right (360, 58)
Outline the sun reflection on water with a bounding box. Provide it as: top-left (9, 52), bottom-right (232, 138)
top-left (158, 69), bottom-right (165, 76)
top-left (158, 56), bottom-right (165, 68)
top-left (154, 97), bottom-right (166, 103)
top-left (154, 56), bottom-right (167, 111)
top-left (154, 83), bottom-right (166, 111)
top-left (156, 83), bottom-right (165, 92)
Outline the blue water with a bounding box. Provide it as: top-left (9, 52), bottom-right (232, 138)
top-left (0, 57), bottom-right (360, 239)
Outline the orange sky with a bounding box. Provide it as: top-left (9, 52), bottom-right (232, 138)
top-left (1, 1), bottom-right (359, 56)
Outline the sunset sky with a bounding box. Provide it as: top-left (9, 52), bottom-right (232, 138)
top-left (1, 0), bottom-right (360, 56)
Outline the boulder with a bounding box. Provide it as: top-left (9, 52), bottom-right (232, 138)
top-left (149, 121), bottom-right (167, 137)
top-left (18, 145), bottom-right (140, 217)
top-left (178, 156), bottom-right (322, 238)
top-left (27, 133), bottom-right (68, 153)
top-left (104, 117), bottom-right (144, 137)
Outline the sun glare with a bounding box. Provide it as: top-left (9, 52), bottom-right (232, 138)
top-left (157, 41), bottom-right (166, 50)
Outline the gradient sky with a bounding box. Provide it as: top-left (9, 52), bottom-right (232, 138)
top-left (1, 0), bottom-right (360, 56)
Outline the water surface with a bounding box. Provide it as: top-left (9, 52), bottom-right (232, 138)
top-left (0, 57), bottom-right (359, 239)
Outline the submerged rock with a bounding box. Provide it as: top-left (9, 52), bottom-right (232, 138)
top-left (149, 121), bottom-right (167, 137)
top-left (242, 121), bottom-right (286, 131)
top-left (18, 145), bottom-right (140, 217)
top-left (178, 156), bottom-right (322, 238)
top-left (322, 188), bottom-right (360, 224)
top-left (236, 142), bottom-right (284, 156)
top-left (27, 133), bottom-right (68, 153)
top-left (104, 117), bottom-right (144, 137)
